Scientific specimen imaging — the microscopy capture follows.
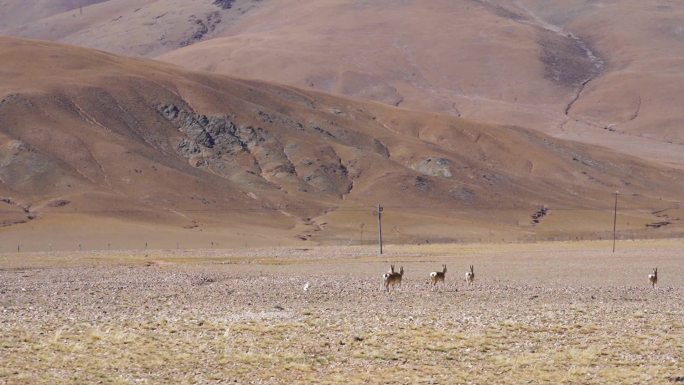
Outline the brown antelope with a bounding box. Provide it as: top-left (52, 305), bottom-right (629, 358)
top-left (465, 265), bottom-right (475, 286)
top-left (429, 264), bottom-right (447, 291)
top-left (383, 265), bottom-right (404, 292)
top-left (648, 267), bottom-right (658, 289)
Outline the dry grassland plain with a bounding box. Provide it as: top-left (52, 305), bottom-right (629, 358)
top-left (1, 240), bottom-right (683, 384)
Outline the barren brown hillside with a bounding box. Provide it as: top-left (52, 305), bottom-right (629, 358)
top-left (0, 0), bottom-right (262, 57)
top-left (4, 1), bottom-right (684, 166)
top-left (157, 0), bottom-right (684, 165)
top-left (0, 36), bottom-right (683, 250)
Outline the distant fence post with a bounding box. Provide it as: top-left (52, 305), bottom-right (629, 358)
top-left (613, 191), bottom-right (619, 253)
top-left (377, 204), bottom-right (384, 255)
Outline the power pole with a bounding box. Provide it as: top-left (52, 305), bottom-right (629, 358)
top-left (612, 191), bottom-right (619, 253)
top-left (377, 204), bottom-right (383, 254)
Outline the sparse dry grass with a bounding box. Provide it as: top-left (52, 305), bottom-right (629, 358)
top-left (1, 241), bottom-right (683, 384)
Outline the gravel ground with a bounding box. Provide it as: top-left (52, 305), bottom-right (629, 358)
top-left (1, 241), bottom-right (683, 384)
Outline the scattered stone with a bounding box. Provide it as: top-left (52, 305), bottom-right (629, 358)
top-left (411, 157), bottom-right (453, 178)
top-left (531, 206), bottom-right (549, 225)
top-left (213, 0), bottom-right (235, 9)
top-left (180, 12), bottom-right (222, 46)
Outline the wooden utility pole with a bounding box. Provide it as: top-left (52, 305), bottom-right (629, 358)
top-left (377, 204), bottom-right (384, 255)
top-left (612, 191), bottom-right (619, 253)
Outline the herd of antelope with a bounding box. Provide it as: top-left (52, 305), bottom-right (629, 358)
top-left (382, 264), bottom-right (660, 292)
top-left (382, 264), bottom-right (475, 292)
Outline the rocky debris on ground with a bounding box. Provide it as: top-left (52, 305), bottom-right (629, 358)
top-left (410, 157), bottom-right (453, 178)
top-left (213, 0), bottom-right (235, 9)
top-left (180, 12), bottom-right (222, 47)
top-left (1, 252), bottom-right (682, 383)
top-left (531, 205), bottom-right (549, 224)
top-left (646, 221), bottom-right (671, 229)
top-left (158, 104), bottom-right (353, 197)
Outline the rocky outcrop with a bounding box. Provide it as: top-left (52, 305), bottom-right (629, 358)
top-left (290, 145), bottom-right (352, 196)
top-left (531, 205), bottom-right (549, 224)
top-left (159, 104), bottom-right (290, 179)
top-left (539, 33), bottom-right (601, 89)
top-left (410, 157), bottom-right (453, 178)
top-left (180, 12), bottom-right (222, 47)
top-left (213, 0), bottom-right (235, 9)
top-left (158, 104), bottom-right (353, 197)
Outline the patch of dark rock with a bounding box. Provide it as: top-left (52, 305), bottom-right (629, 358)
top-left (0, 219), bottom-right (28, 228)
top-left (531, 205), bottom-right (549, 225)
top-left (1, 198), bottom-right (15, 205)
top-left (158, 104), bottom-right (250, 159)
top-left (191, 195), bottom-right (215, 205)
top-left (450, 186), bottom-right (475, 203)
top-left (184, 220), bottom-right (200, 229)
top-left (47, 199), bottom-right (71, 208)
top-left (415, 176), bottom-right (432, 192)
top-left (471, 0), bottom-right (526, 21)
top-left (670, 376), bottom-right (684, 383)
top-left (571, 153), bottom-right (601, 168)
top-left (213, 0), bottom-right (235, 9)
top-left (311, 125), bottom-right (336, 138)
top-left (480, 172), bottom-right (503, 185)
top-left (652, 209), bottom-right (669, 217)
top-left (257, 110), bottom-right (274, 124)
top-left (180, 12), bottom-right (222, 47)
top-left (373, 139), bottom-right (390, 158)
top-left (412, 157), bottom-right (453, 178)
top-left (298, 147), bottom-right (352, 195)
top-left (539, 32), bottom-right (602, 88)
top-left (646, 222), bottom-right (670, 229)
top-left (160, 104), bottom-right (180, 120)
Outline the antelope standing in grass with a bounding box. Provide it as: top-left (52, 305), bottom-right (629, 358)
top-left (648, 267), bottom-right (658, 289)
top-left (429, 264), bottom-right (447, 291)
top-left (465, 265), bottom-right (475, 286)
top-left (383, 265), bottom-right (404, 292)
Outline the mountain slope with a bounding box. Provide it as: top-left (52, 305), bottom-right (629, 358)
top-left (156, 0), bottom-right (684, 166)
top-left (1, 36), bottom-right (683, 250)
top-left (4, 1), bottom-right (684, 167)
top-left (0, 0), bottom-right (262, 57)
top-left (0, 0), bottom-right (108, 30)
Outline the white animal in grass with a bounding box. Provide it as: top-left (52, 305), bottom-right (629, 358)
top-left (465, 265), bottom-right (475, 286)
top-left (648, 268), bottom-right (658, 289)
